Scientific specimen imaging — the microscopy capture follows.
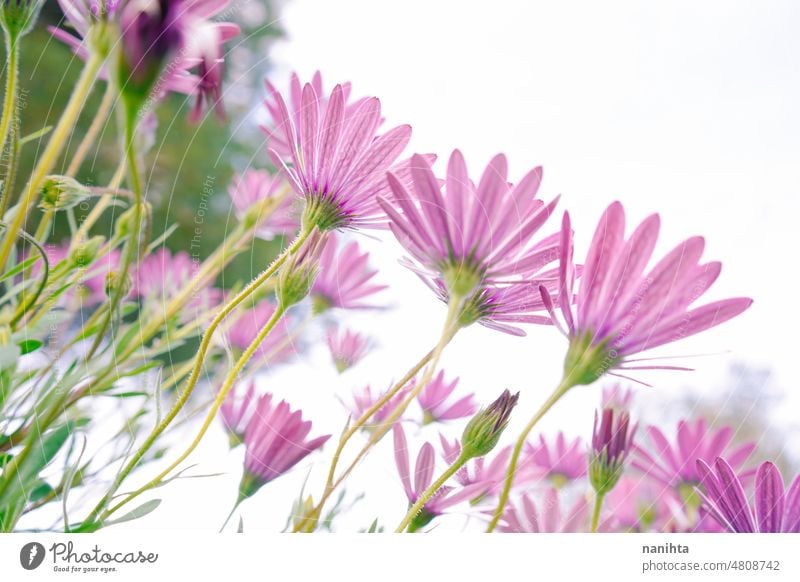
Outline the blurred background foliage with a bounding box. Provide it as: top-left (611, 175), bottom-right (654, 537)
top-left (3, 0), bottom-right (288, 284)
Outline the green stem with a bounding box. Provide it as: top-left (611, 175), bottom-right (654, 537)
top-left (591, 490), bottom-right (606, 533)
top-left (485, 377), bottom-right (573, 532)
top-left (294, 295), bottom-right (462, 532)
top-left (0, 34), bottom-right (19, 216)
top-left (100, 302), bottom-right (289, 522)
top-left (81, 227), bottom-right (312, 527)
top-left (0, 51), bottom-right (102, 269)
top-left (395, 450), bottom-right (470, 533)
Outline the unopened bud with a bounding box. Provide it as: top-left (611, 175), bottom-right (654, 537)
top-left (69, 237), bottom-right (104, 268)
top-left (276, 230), bottom-right (327, 308)
top-left (39, 176), bottom-right (91, 211)
top-left (461, 389), bottom-right (519, 459)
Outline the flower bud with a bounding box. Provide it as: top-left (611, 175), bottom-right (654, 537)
top-left (0, 0), bottom-right (43, 39)
top-left (276, 230), bottom-right (327, 308)
top-left (38, 176), bottom-right (91, 212)
top-left (69, 237), bottom-right (105, 268)
top-left (104, 270), bottom-right (131, 299)
top-left (460, 389), bottom-right (519, 459)
top-left (589, 407), bottom-right (636, 495)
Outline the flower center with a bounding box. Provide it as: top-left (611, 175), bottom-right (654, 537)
top-left (302, 192), bottom-right (347, 231)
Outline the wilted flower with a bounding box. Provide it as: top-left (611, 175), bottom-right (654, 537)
top-left (697, 458), bottom-right (800, 533)
top-left (228, 169), bottom-right (299, 240)
top-left (393, 424), bottom-right (485, 531)
top-left (497, 488), bottom-right (588, 533)
top-left (589, 407), bottom-right (636, 495)
top-left (265, 79), bottom-right (411, 230)
top-left (237, 393), bottom-right (330, 500)
top-left (417, 371), bottom-right (476, 424)
top-left (461, 389), bottom-right (520, 459)
top-left (327, 327), bottom-right (371, 373)
top-left (542, 203), bottom-right (752, 386)
top-left (310, 232), bottom-right (386, 312)
top-left (219, 381), bottom-right (256, 446)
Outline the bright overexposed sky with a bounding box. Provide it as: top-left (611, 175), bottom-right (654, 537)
top-left (56, 0), bottom-right (799, 533)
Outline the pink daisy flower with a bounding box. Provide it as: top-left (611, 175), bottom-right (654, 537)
top-left (542, 202), bottom-right (753, 385)
top-left (523, 432), bottom-right (587, 486)
top-left (697, 458), bottom-right (800, 533)
top-left (219, 380), bottom-right (256, 446)
top-left (327, 327), bottom-right (371, 373)
top-left (310, 232), bottom-right (386, 312)
top-left (132, 247), bottom-right (222, 317)
top-left (347, 383), bottom-right (411, 428)
top-left (238, 393), bottom-right (330, 499)
top-left (393, 424), bottom-right (485, 531)
top-left (227, 170), bottom-right (300, 240)
top-left (440, 436), bottom-right (518, 499)
top-left (497, 488), bottom-right (588, 533)
top-left (379, 151), bottom-right (562, 335)
top-left (265, 79), bottom-right (412, 230)
top-left (633, 419), bottom-right (755, 494)
top-left (417, 370), bottom-right (476, 424)
top-left (224, 300), bottom-right (299, 366)
top-left (599, 475), bottom-right (670, 532)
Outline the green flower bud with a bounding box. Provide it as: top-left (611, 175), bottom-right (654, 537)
top-left (276, 230), bottom-right (327, 308)
top-left (38, 176), bottom-right (91, 212)
top-left (69, 236), bottom-right (105, 268)
top-left (0, 0), bottom-right (44, 39)
top-left (461, 389), bottom-right (520, 459)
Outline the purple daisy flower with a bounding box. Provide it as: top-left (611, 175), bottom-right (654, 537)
top-left (224, 300), bottom-right (299, 366)
top-left (697, 458), bottom-right (800, 533)
top-left (589, 406), bottom-right (636, 495)
top-left (633, 419), bottom-right (755, 494)
top-left (238, 393), bottom-right (330, 499)
top-left (417, 370), bottom-right (477, 424)
top-left (523, 432), bottom-right (587, 486)
top-left (393, 424), bottom-right (485, 531)
top-left (497, 488), bottom-right (588, 533)
top-left (228, 169), bottom-right (300, 240)
top-left (310, 232), bottom-right (386, 312)
top-left (347, 383), bottom-right (411, 428)
top-left (327, 327), bottom-right (371, 373)
top-left (542, 203), bottom-right (753, 385)
top-left (219, 380), bottom-right (256, 446)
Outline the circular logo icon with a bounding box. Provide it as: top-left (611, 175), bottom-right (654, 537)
top-left (19, 542), bottom-right (46, 570)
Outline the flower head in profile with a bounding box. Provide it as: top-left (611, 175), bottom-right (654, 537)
top-left (310, 232), bottom-right (386, 312)
top-left (542, 203), bottom-right (752, 386)
top-left (497, 488), bottom-right (588, 533)
top-left (697, 458), bottom-right (800, 533)
top-left (589, 406), bottom-right (636, 495)
top-left (393, 424), bottom-right (485, 531)
top-left (265, 79), bottom-right (411, 230)
top-left (228, 170), bottom-right (299, 240)
top-left (417, 370), bottom-right (476, 424)
top-left (238, 393), bottom-right (330, 500)
top-left (327, 327), bottom-right (371, 373)
top-left (219, 381), bottom-right (256, 446)
top-left (380, 151), bottom-right (562, 335)
top-left (633, 419), bottom-right (755, 506)
top-left (225, 300), bottom-right (299, 366)
top-left (523, 432), bottom-right (587, 487)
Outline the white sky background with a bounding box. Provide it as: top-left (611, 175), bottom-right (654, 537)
top-left (89, 0), bottom-right (800, 532)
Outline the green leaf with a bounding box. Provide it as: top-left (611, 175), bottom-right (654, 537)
top-left (0, 256), bottom-right (38, 282)
top-left (29, 481), bottom-right (54, 503)
top-left (17, 339), bottom-right (43, 355)
top-left (105, 499), bottom-right (162, 526)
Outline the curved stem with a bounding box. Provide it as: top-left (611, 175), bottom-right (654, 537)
top-left (0, 52), bottom-right (103, 269)
top-left (101, 302), bottom-right (289, 521)
top-left (395, 450), bottom-right (469, 532)
top-left (4, 224), bottom-right (49, 327)
top-left (295, 297), bottom-right (462, 532)
top-left (485, 377), bottom-right (573, 532)
top-left (82, 227), bottom-right (311, 526)
top-left (591, 490), bottom-right (605, 533)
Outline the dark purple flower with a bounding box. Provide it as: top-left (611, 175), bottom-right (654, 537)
top-left (589, 407), bottom-right (636, 494)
